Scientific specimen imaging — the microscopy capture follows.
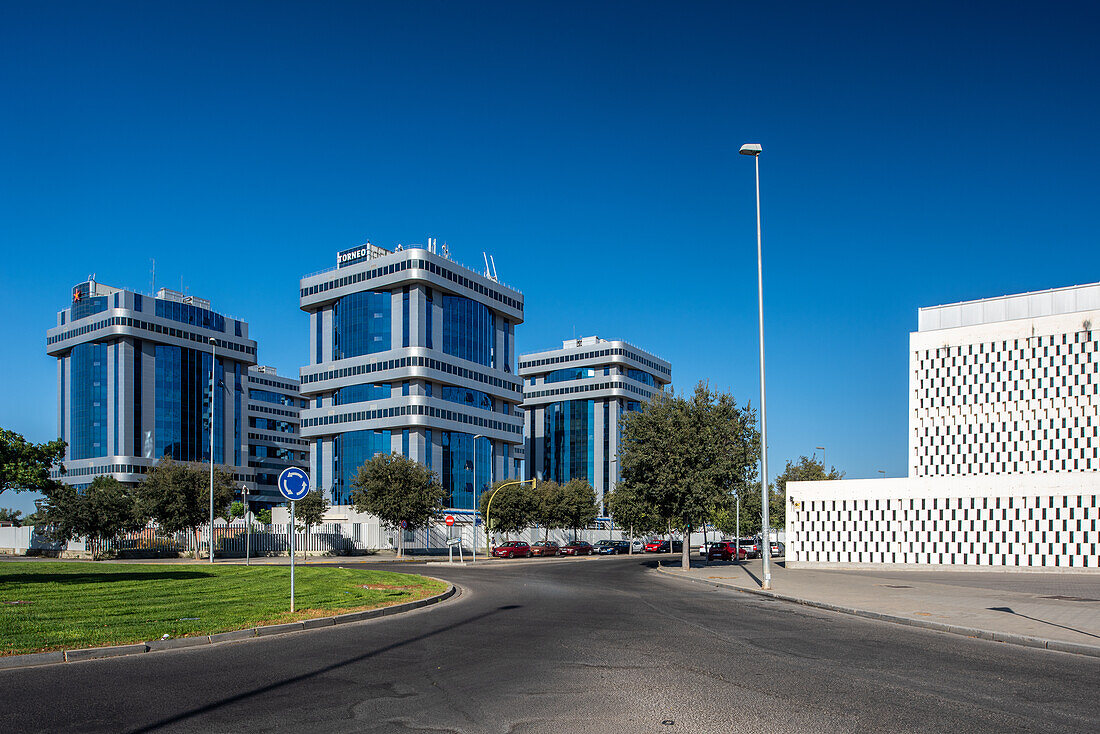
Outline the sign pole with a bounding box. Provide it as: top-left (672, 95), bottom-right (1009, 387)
top-left (290, 500), bottom-right (296, 612)
top-left (277, 467), bottom-right (310, 614)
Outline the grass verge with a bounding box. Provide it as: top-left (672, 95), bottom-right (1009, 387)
top-left (0, 562), bottom-right (447, 655)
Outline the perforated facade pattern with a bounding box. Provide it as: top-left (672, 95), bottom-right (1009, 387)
top-left (910, 288), bottom-right (1100, 478)
top-left (786, 477), bottom-right (1100, 568)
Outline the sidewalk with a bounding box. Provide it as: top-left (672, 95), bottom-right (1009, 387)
top-left (656, 558), bottom-right (1100, 657)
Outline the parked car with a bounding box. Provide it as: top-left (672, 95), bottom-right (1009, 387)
top-left (560, 540), bottom-right (594, 556)
top-left (698, 541), bottom-right (724, 557)
top-left (530, 541), bottom-right (560, 556)
top-left (737, 538), bottom-right (760, 558)
top-left (643, 540), bottom-right (684, 553)
top-left (492, 541), bottom-right (532, 558)
top-left (707, 541), bottom-right (747, 562)
top-left (770, 541), bottom-right (785, 557)
top-left (595, 540), bottom-right (631, 555)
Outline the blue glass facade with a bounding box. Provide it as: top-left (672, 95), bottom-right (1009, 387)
top-left (71, 296), bottom-right (108, 321)
top-left (441, 386), bottom-right (493, 412)
top-left (334, 290), bottom-right (390, 359)
top-left (70, 342), bottom-right (107, 460)
top-left (440, 431), bottom-right (491, 510)
top-left (154, 345), bottom-right (224, 463)
top-left (335, 384), bottom-right (391, 404)
top-left (545, 367), bottom-right (595, 383)
top-left (333, 429), bottom-right (391, 505)
top-left (543, 399), bottom-right (594, 484)
top-left (627, 369), bottom-right (656, 386)
top-left (443, 295), bottom-right (494, 367)
top-left (249, 388), bottom-right (297, 406)
top-left (155, 299), bottom-right (226, 332)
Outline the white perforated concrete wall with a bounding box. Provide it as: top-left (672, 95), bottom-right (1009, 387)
top-left (785, 476), bottom-right (1100, 569)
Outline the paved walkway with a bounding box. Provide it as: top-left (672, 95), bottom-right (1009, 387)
top-left (657, 558), bottom-right (1100, 655)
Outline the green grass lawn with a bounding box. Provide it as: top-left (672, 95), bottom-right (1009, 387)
top-left (0, 562), bottom-right (447, 655)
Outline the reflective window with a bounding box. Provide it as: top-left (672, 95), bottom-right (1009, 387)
top-left (545, 367), bottom-right (595, 383)
top-left (402, 287), bottom-right (410, 347)
top-left (155, 345), bottom-right (224, 463)
top-left (441, 431), bottom-right (490, 510)
top-left (249, 389), bottom-right (297, 406)
top-left (627, 369), bottom-right (656, 386)
top-left (335, 383), bottom-right (390, 404)
top-left (134, 294), bottom-right (143, 312)
top-left (441, 386), bottom-right (493, 412)
top-left (70, 342), bottom-right (107, 460)
top-left (543, 399), bottom-right (594, 484)
top-left (443, 295), bottom-right (494, 367)
top-left (334, 290), bottom-right (390, 359)
top-left (426, 289), bottom-right (433, 349)
top-left (133, 339), bottom-right (142, 456)
top-left (249, 417), bottom-right (297, 433)
top-left (72, 296), bottom-right (108, 321)
top-left (333, 429), bottom-right (390, 504)
top-left (155, 298), bottom-right (226, 332)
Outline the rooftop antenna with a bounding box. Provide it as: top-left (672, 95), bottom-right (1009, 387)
top-left (150, 258), bottom-right (155, 295)
top-left (489, 254), bottom-right (498, 281)
top-left (482, 252), bottom-right (491, 278)
top-left (442, 241), bottom-right (450, 259)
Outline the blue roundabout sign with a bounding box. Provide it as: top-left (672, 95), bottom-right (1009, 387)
top-left (277, 467), bottom-right (311, 501)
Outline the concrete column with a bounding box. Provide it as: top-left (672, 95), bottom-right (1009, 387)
top-left (117, 339), bottom-right (133, 459)
top-left (140, 341), bottom-right (156, 460)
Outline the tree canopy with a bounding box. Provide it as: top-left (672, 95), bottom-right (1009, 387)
top-left (136, 456), bottom-right (236, 535)
top-left (560, 479), bottom-right (599, 539)
top-left (293, 489), bottom-right (330, 529)
top-left (350, 453), bottom-right (444, 532)
top-left (618, 383), bottom-right (760, 567)
top-left (1, 428), bottom-right (66, 496)
top-left (478, 480), bottom-right (536, 536)
top-left (605, 483), bottom-right (664, 536)
top-left (34, 476), bottom-right (146, 549)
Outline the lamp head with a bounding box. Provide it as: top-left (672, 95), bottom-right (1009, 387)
top-left (739, 143), bottom-right (762, 156)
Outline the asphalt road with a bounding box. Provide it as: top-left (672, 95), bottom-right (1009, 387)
top-left (2, 555), bottom-right (1098, 734)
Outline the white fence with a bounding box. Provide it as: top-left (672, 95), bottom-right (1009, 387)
top-left (0, 519), bottom-right (656, 558)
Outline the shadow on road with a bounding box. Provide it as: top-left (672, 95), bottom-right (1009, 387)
top-left (127, 604), bottom-right (520, 734)
top-left (987, 606), bottom-right (1100, 640)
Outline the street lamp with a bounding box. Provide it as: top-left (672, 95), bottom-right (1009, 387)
top-left (740, 142), bottom-right (771, 590)
top-left (483, 478), bottom-right (535, 558)
top-left (816, 446), bottom-right (826, 470)
top-left (208, 336), bottom-right (216, 563)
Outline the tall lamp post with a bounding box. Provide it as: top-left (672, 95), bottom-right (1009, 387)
top-left (241, 484), bottom-right (250, 566)
top-left (740, 142), bottom-right (771, 590)
top-left (208, 336), bottom-right (216, 563)
top-left (816, 446), bottom-right (826, 470)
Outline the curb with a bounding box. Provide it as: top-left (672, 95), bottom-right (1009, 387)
top-left (653, 566), bottom-right (1100, 659)
top-left (0, 582), bottom-right (456, 671)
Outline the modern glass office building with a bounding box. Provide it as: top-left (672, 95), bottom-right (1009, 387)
top-left (518, 336), bottom-right (672, 511)
top-left (244, 365), bottom-right (310, 504)
top-left (46, 279), bottom-right (300, 503)
top-left (298, 241), bottom-right (525, 509)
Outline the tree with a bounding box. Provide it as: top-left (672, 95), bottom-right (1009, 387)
top-left (531, 480), bottom-right (564, 540)
top-left (619, 383), bottom-right (760, 569)
top-left (560, 479), bottom-right (599, 540)
top-left (34, 476), bottom-right (146, 557)
top-left (0, 508), bottom-right (23, 526)
top-left (229, 501), bottom-right (246, 521)
top-left (768, 455), bottom-right (844, 530)
top-left (136, 456), bottom-right (236, 557)
top-left (351, 453), bottom-right (444, 556)
top-left (478, 480), bottom-right (536, 539)
top-left (292, 490), bottom-right (330, 550)
top-left (606, 483), bottom-right (664, 541)
top-left (256, 507), bottom-right (273, 525)
top-left (1, 429), bottom-right (66, 496)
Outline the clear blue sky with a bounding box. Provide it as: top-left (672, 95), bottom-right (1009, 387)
top-left (2, 1), bottom-right (1098, 514)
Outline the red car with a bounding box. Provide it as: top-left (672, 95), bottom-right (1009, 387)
top-left (707, 541), bottom-right (747, 562)
top-left (492, 541), bottom-right (532, 558)
top-left (644, 540), bottom-right (683, 553)
top-left (560, 540), bottom-right (593, 556)
top-left (530, 541), bottom-right (560, 556)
